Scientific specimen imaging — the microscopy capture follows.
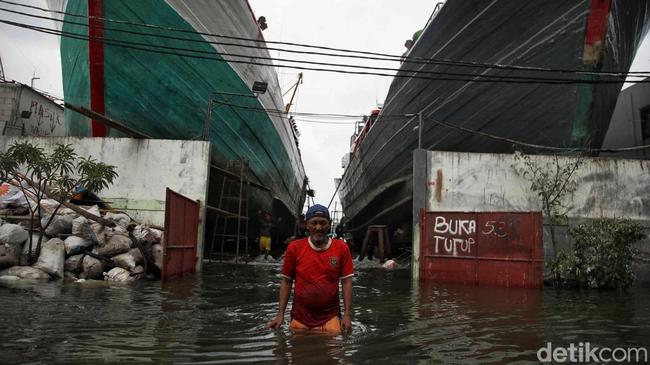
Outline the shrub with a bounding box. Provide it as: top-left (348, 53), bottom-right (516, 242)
top-left (549, 218), bottom-right (646, 289)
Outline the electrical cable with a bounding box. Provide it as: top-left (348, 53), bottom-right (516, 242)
top-left (3, 16), bottom-right (643, 84)
top-left (210, 97), bottom-right (650, 154)
top-left (1, 1), bottom-right (649, 77)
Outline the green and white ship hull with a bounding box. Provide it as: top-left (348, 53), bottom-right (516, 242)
top-left (46, 0), bottom-right (306, 230)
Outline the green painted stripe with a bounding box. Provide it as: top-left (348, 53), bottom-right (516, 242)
top-left (571, 65), bottom-right (595, 146)
top-left (108, 198), bottom-right (166, 212)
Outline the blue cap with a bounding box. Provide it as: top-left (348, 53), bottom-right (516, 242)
top-left (305, 204), bottom-right (330, 221)
top-left (73, 184), bottom-right (87, 194)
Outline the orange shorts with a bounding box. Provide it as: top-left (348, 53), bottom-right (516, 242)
top-left (290, 316), bottom-right (341, 332)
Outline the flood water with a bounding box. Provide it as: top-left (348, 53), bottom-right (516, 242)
top-left (1, 263), bottom-right (649, 364)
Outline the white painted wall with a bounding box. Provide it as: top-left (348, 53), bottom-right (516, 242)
top-left (17, 87), bottom-right (65, 136)
top-left (0, 136), bottom-right (210, 271)
top-left (0, 83), bottom-right (65, 137)
top-left (424, 151), bottom-right (650, 221)
top-left (416, 150), bottom-right (650, 284)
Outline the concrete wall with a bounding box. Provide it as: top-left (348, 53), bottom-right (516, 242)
top-left (0, 136), bottom-right (211, 271)
top-left (0, 83), bottom-right (65, 137)
top-left (413, 150), bottom-right (650, 284)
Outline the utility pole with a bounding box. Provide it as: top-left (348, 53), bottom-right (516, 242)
top-left (0, 55), bottom-right (5, 80)
top-left (30, 72), bottom-right (40, 88)
top-left (418, 111), bottom-right (423, 149)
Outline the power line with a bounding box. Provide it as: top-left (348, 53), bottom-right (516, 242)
top-left (11, 69), bottom-right (650, 156)
top-left (423, 115), bottom-right (650, 153)
top-left (209, 97), bottom-right (650, 153)
top-left (3, 14), bottom-right (645, 84)
top-left (1, 0), bottom-right (649, 78)
top-left (3, 18), bottom-right (649, 86)
top-left (293, 118), bottom-right (358, 125)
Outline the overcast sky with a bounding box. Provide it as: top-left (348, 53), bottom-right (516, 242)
top-left (1, 0), bottom-right (649, 215)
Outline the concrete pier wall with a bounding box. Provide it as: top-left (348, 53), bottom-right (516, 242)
top-left (413, 149), bottom-right (650, 284)
top-left (0, 136), bottom-right (210, 271)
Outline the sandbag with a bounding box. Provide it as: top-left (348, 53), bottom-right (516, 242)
top-left (82, 205), bottom-right (101, 217)
top-left (39, 199), bottom-right (60, 215)
top-left (151, 244), bottom-right (163, 270)
top-left (64, 254), bottom-right (85, 273)
top-left (72, 216), bottom-right (97, 242)
top-left (39, 199), bottom-right (76, 217)
top-left (81, 255), bottom-right (104, 280)
top-left (43, 215), bottom-right (73, 236)
top-left (104, 225), bottom-right (129, 241)
top-left (132, 225), bottom-right (162, 244)
top-left (0, 242), bottom-right (23, 270)
top-left (132, 265), bottom-right (145, 275)
top-left (0, 182), bottom-right (29, 208)
top-left (32, 238), bottom-right (65, 278)
top-left (0, 223), bottom-right (28, 245)
top-left (111, 248), bottom-right (143, 271)
top-left (140, 241), bottom-right (153, 259)
top-left (90, 222), bottom-right (106, 245)
top-left (104, 212), bottom-right (131, 229)
top-left (97, 234), bottom-right (132, 257)
top-left (64, 236), bottom-right (93, 256)
top-left (0, 265), bottom-right (50, 280)
top-left (103, 267), bottom-right (135, 282)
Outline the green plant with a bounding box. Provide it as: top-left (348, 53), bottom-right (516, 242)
top-left (549, 218), bottom-right (646, 289)
top-left (513, 151), bottom-right (584, 256)
top-left (0, 141), bottom-right (118, 263)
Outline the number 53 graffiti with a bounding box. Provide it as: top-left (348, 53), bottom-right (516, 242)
top-left (482, 221), bottom-right (508, 238)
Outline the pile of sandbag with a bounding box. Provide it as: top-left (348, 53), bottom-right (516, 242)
top-left (0, 206), bottom-right (164, 283)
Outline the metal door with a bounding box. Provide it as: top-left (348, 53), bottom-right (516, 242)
top-left (420, 211), bottom-right (543, 288)
top-left (163, 188), bottom-right (200, 281)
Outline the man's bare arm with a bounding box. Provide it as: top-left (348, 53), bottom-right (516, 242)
top-left (341, 277), bottom-right (353, 331)
top-left (267, 276), bottom-right (293, 329)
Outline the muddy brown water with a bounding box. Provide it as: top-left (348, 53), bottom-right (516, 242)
top-left (1, 263), bottom-right (649, 364)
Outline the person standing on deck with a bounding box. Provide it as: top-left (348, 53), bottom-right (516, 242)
top-left (267, 204), bottom-right (354, 332)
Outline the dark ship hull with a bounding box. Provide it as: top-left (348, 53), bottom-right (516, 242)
top-left (339, 0), bottom-right (650, 243)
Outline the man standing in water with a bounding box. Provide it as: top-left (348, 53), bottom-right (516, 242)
top-left (267, 204), bottom-right (354, 332)
top-left (259, 212), bottom-right (274, 259)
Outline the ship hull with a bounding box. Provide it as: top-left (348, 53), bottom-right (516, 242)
top-left (340, 0), bottom-right (650, 243)
top-left (47, 1), bottom-right (306, 234)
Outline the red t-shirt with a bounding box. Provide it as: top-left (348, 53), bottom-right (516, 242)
top-left (281, 237), bottom-right (354, 327)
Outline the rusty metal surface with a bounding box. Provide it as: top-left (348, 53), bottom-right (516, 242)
top-left (163, 188), bottom-right (200, 281)
top-left (420, 212), bottom-right (543, 288)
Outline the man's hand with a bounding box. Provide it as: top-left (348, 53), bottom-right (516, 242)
top-left (267, 314), bottom-right (285, 329)
top-left (341, 313), bottom-right (352, 333)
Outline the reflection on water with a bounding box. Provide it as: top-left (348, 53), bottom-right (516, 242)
top-left (0, 264), bottom-right (648, 364)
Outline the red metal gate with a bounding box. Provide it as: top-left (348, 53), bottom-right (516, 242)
top-left (419, 211), bottom-right (543, 288)
top-left (162, 188), bottom-right (200, 281)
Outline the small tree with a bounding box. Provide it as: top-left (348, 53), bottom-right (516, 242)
top-left (549, 218), bottom-right (646, 289)
top-left (513, 151), bottom-right (584, 256)
top-left (0, 141), bottom-right (118, 263)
